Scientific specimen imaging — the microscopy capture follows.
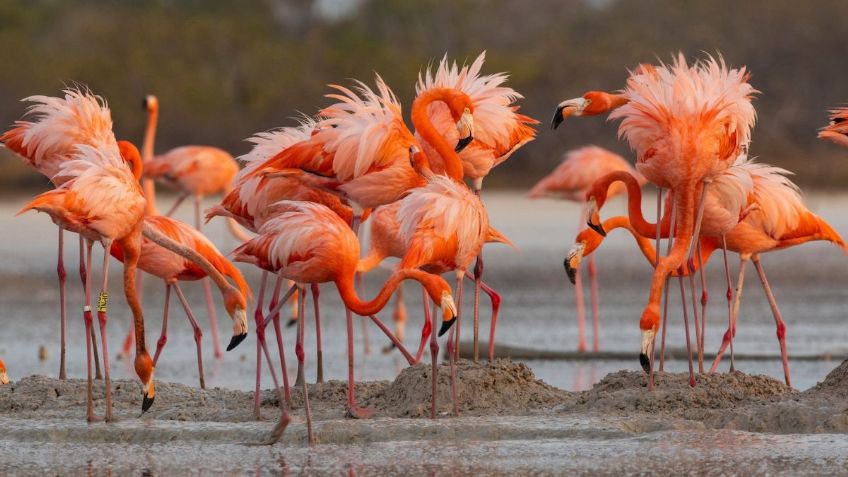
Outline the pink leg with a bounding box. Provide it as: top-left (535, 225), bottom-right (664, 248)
top-left (95, 242), bottom-right (115, 421)
top-left (429, 302), bottom-right (439, 419)
top-left (449, 274), bottom-right (463, 416)
top-left (174, 283), bottom-right (206, 389)
top-left (369, 314), bottom-right (416, 364)
top-left (260, 282), bottom-right (298, 416)
top-left (587, 254), bottom-right (600, 352)
top-left (752, 256), bottom-right (792, 387)
top-left (711, 255), bottom-right (747, 374)
top-left (295, 284), bottom-right (314, 443)
top-left (57, 228), bottom-right (67, 380)
top-left (657, 201), bottom-right (677, 379)
top-left (345, 306), bottom-right (375, 419)
top-left (383, 285), bottom-right (406, 354)
top-left (152, 284), bottom-right (172, 365)
top-left (164, 192), bottom-right (188, 217)
top-left (81, 240), bottom-right (98, 422)
top-left (259, 318), bottom-right (292, 445)
top-left (482, 281), bottom-right (501, 362)
top-left (79, 236), bottom-right (102, 381)
top-left (574, 208), bottom-right (588, 352)
top-left (268, 275), bottom-right (293, 407)
top-left (311, 284), bottom-right (323, 383)
top-left (688, 261), bottom-right (704, 374)
top-left (195, 196), bottom-right (223, 360)
top-left (472, 255), bottom-right (483, 362)
top-left (293, 283), bottom-right (306, 388)
top-left (253, 271), bottom-right (268, 419)
top-left (677, 275), bottom-right (696, 388)
top-left (698, 242), bottom-right (708, 363)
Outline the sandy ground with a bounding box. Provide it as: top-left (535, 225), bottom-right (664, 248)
top-left (2, 358), bottom-right (847, 442)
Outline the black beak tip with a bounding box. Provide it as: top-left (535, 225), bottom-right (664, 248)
top-left (227, 333), bottom-right (247, 352)
top-left (438, 318), bottom-right (456, 337)
top-left (564, 259), bottom-right (577, 285)
top-left (142, 394), bottom-right (155, 413)
top-left (142, 97), bottom-right (148, 109)
top-left (639, 353), bottom-right (651, 374)
top-left (588, 221), bottom-right (607, 237)
top-left (286, 317), bottom-right (298, 329)
top-left (455, 136), bottom-right (473, 153)
top-left (551, 107), bottom-right (565, 130)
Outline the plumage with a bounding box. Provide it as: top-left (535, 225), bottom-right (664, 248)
top-left (529, 145), bottom-right (645, 201)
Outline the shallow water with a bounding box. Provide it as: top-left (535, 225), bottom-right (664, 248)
top-left (1, 191), bottom-right (847, 475)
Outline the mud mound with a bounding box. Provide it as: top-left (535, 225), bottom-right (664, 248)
top-left (566, 370), bottom-right (792, 419)
top-left (366, 359), bottom-right (573, 418)
top-left (807, 358), bottom-right (848, 397)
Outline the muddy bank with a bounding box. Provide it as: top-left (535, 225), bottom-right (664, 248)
top-left (1, 359), bottom-right (847, 436)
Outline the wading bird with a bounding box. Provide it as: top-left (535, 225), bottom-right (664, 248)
top-left (0, 360), bottom-right (8, 385)
top-left (529, 145), bottom-right (645, 352)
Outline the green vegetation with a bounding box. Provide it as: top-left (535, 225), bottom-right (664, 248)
top-left (2, 0), bottom-right (847, 190)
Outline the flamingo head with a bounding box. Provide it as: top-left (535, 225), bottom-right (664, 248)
top-left (0, 359), bottom-right (8, 385)
top-left (584, 196), bottom-right (606, 237)
top-left (437, 290), bottom-right (458, 337)
top-left (134, 352), bottom-right (155, 412)
top-left (455, 107), bottom-right (475, 152)
top-left (552, 92), bottom-right (613, 129)
top-left (408, 145), bottom-right (434, 178)
top-left (224, 289), bottom-right (249, 352)
top-left (563, 242), bottom-right (586, 285)
top-left (639, 304), bottom-right (661, 374)
top-left (117, 140), bottom-right (144, 181)
top-left (819, 111), bottom-right (848, 148)
top-left (142, 94), bottom-right (159, 113)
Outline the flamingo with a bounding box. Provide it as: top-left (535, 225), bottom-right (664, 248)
top-left (136, 95), bottom-right (246, 360)
top-left (819, 106), bottom-right (848, 148)
top-left (358, 200), bottom-right (511, 358)
top-left (552, 54), bottom-right (757, 388)
top-left (529, 145), bottom-right (646, 352)
top-left (232, 200), bottom-right (457, 427)
top-left (1, 88), bottom-right (118, 380)
top-left (567, 160), bottom-right (846, 387)
top-left (416, 52), bottom-right (537, 360)
top-left (0, 359), bottom-right (8, 385)
top-left (8, 89), bottom-right (250, 422)
top-left (110, 215), bottom-right (251, 389)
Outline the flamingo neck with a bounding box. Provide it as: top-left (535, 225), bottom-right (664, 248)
top-left (411, 88), bottom-right (465, 181)
top-left (336, 268), bottom-right (437, 316)
top-left (597, 171), bottom-right (672, 237)
top-left (142, 105), bottom-right (159, 215)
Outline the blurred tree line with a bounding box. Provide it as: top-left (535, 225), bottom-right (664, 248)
top-left (1, 0), bottom-right (847, 191)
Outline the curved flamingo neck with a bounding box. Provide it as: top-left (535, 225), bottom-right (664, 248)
top-left (411, 88), bottom-right (465, 181)
top-left (142, 105), bottom-right (159, 215)
top-left (336, 268), bottom-right (438, 316)
top-left (595, 171), bottom-right (671, 238)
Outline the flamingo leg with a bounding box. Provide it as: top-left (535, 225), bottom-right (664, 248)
top-left (268, 275), bottom-right (293, 408)
top-left (698, 241), bottom-right (708, 364)
top-left (711, 255), bottom-right (747, 373)
top-left (752, 256), bottom-right (792, 387)
top-left (173, 283), bottom-right (206, 389)
top-left (311, 284), bottom-right (323, 384)
top-left (685, 180), bottom-right (710, 374)
top-left (163, 192), bottom-right (188, 217)
top-left (657, 201), bottom-right (677, 378)
top-left (259, 282), bottom-right (297, 419)
top-left (587, 253), bottom-right (600, 352)
top-left (293, 284), bottom-right (306, 389)
top-left (574, 206), bottom-right (588, 352)
top-left (677, 275), bottom-right (696, 387)
top-left (482, 280), bottom-right (501, 362)
top-left (81, 240), bottom-right (97, 422)
top-left (383, 284), bottom-right (406, 354)
top-left (58, 228), bottom-right (67, 380)
top-left (95, 241), bottom-right (115, 421)
top-left (429, 301), bottom-right (439, 419)
top-left (688, 268), bottom-right (704, 374)
top-left (253, 271), bottom-right (268, 419)
top-left (296, 284), bottom-right (314, 444)
top-left (345, 306), bottom-right (375, 419)
top-left (152, 284), bottom-right (172, 366)
top-left (472, 254), bottom-right (483, 362)
top-left (448, 274), bottom-right (464, 416)
top-left (260, 319), bottom-right (292, 445)
top-left (285, 281), bottom-right (299, 328)
top-left (368, 314), bottom-right (416, 364)
top-left (80, 236), bottom-right (102, 381)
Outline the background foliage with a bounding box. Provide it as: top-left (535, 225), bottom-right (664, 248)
top-left (2, 0), bottom-right (847, 190)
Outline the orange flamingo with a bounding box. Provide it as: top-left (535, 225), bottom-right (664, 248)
top-left (416, 53), bottom-right (536, 360)
top-left (569, 161), bottom-right (846, 387)
top-left (819, 106), bottom-right (848, 148)
top-left (529, 145), bottom-right (646, 352)
top-left (8, 89), bottom-right (250, 422)
top-left (552, 54), bottom-right (757, 388)
top-left (233, 200), bottom-right (457, 425)
top-left (0, 359), bottom-right (8, 385)
top-left (138, 95), bottom-right (244, 360)
top-left (1, 88), bottom-right (118, 380)
top-left (110, 215), bottom-right (251, 389)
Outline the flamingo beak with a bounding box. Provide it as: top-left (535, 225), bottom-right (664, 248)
top-left (227, 333), bottom-right (247, 352)
top-left (586, 198), bottom-right (605, 237)
top-left (455, 108), bottom-right (474, 153)
top-left (438, 292), bottom-right (458, 337)
top-left (551, 98), bottom-right (588, 129)
top-left (227, 306), bottom-right (248, 351)
top-left (564, 243), bottom-right (585, 285)
top-left (639, 330), bottom-right (656, 374)
top-left (141, 378), bottom-right (156, 413)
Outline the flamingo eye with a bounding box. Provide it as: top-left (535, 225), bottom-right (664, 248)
top-left (642, 148), bottom-right (657, 161)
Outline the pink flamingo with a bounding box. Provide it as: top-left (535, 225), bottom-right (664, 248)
top-left (553, 54), bottom-right (757, 389)
top-left (819, 106), bottom-right (848, 148)
top-left (0, 359), bottom-right (8, 385)
top-left (232, 200), bottom-right (457, 429)
top-left (529, 145), bottom-right (646, 352)
top-left (110, 215), bottom-right (251, 389)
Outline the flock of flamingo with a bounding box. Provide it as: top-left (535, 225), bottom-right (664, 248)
top-left (1, 51), bottom-right (846, 444)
